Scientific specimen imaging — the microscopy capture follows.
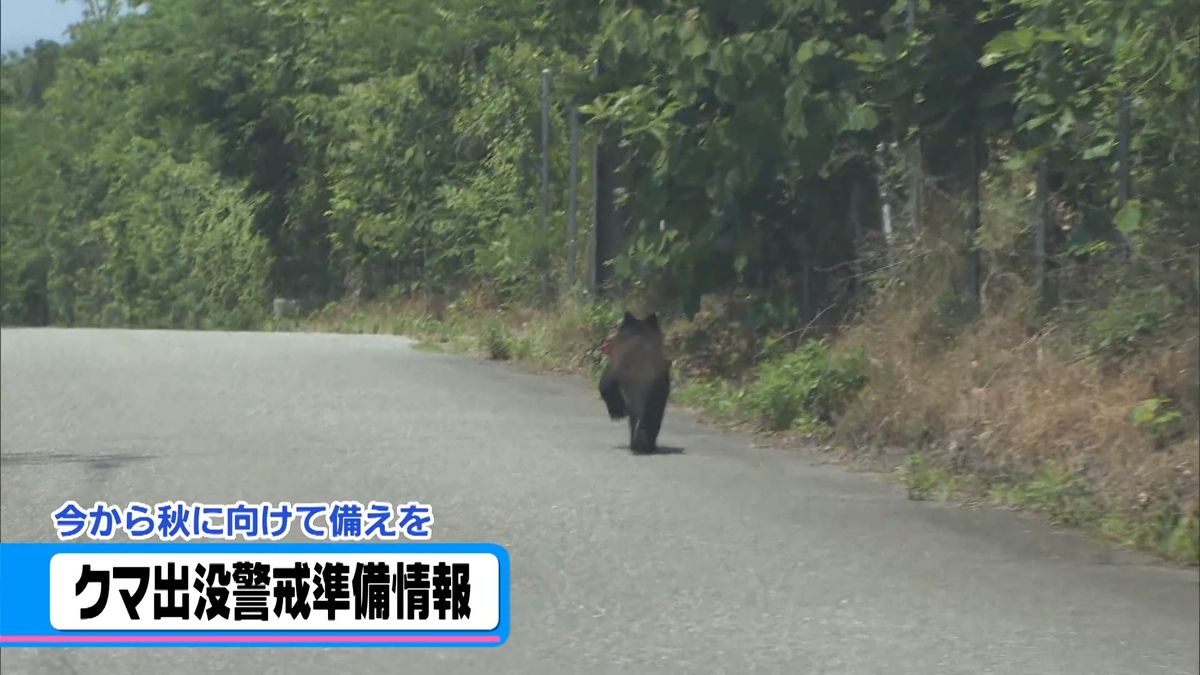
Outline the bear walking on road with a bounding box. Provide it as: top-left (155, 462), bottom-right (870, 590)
top-left (598, 312), bottom-right (671, 454)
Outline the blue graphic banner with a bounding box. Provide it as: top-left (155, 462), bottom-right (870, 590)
top-left (0, 542), bottom-right (510, 648)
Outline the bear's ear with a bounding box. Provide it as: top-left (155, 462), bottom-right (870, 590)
top-left (622, 311), bottom-right (637, 325)
top-left (645, 313), bottom-right (659, 330)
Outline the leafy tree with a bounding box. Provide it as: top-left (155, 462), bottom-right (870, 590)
top-left (0, 0), bottom-right (1193, 329)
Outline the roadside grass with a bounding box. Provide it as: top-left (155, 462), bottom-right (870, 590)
top-left (898, 453), bottom-right (1199, 564)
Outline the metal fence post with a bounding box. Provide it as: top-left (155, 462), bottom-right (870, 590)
top-left (567, 107), bottom-right (580, 292)
top-left (589, 58), bottom-right (616, 298)
top-left (1035, 155), bottom-right (1052, 304)
top-left (1114, 91), bottom-right (1135, 258)
top-left (875, 142), bottom-right (894, 248)
top-left (540, 68), bottom-right (552, 302)
top-left (905, 0), bottom-right (924, 233)
top-left (967, 128), bottom-right (983, 311)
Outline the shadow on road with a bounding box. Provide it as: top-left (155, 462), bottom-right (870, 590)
top-left (616, 445), bottom-right (686, 456)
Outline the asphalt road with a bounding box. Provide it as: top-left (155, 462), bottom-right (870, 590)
top-left (1, 327), bottom-right (1197, 674)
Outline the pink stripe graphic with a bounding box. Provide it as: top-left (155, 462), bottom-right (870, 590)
top-left (1, 634), bottom-right (501, 644)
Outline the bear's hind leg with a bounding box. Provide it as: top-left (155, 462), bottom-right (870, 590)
top-left (639, 373), bottom-right (670, 451)
top-left (628, 414), bottom-right (648, 454)
top-left (599, 370), bottom-right (627, 420)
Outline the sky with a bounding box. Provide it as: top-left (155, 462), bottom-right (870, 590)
top-left (1, 0), bottom-right (85, 53)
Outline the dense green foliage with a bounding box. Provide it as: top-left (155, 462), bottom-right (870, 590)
top-left (1, 0), bottom-right (1196, 328)
top-left (677, 337), bottom-right (868, 432)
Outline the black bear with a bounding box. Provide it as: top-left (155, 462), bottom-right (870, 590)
top-left (598, 312), bottom-right (671, 454)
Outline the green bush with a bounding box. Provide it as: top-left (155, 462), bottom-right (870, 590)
top-left (990, 465), bottom-right (1100, 528)
top-left (479, 318), bottom-right (511, 360)
top-left (1164, 513), bottom-right (1200, 565)
top-left (1130, 397), bottom-right (1186, 448)
top-left (744, 339), bottom-right (868, 431)
top-left (583, 301), bottom-right (623, 344)
top-left (901, 454), bottom-right (963, 501)
top-left (674, 376), bottom-right (750, 418)
top-left (1084, 285), bottom-right (1183, 361)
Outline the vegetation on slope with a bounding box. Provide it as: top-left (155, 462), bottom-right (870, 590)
top-left (2, 0), bottom-right (1196, 563)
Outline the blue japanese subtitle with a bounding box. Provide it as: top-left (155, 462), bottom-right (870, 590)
top-left (156, 501), bottom-right (192, 541)
top-left (124, 502), bottom-right (156, 540)
top-left (50, 500), bottom-right (435, 541)
top-left (397, 501), bottom-right (435, 540)
top-left (365, 501), bottom-right (397, 539)
top-left (329, 501), bottom-right (364, 541)
top-left (86, 501), bottom-right (122, 540)
top-left (50, 501), bottom-right (88, 540)
top-left (295, 503), bottom-right (328, 539)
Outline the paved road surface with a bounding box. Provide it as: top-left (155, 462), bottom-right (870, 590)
top-left (1, 328), bottom-right (1197, 674)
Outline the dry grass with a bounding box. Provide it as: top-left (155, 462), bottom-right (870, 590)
top-left (279, 291), bottom-right (617, 376)
top-left (275, 272), bottom-right (1199, 564)
top-left (834, 280), bottom-right (1199, 561)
